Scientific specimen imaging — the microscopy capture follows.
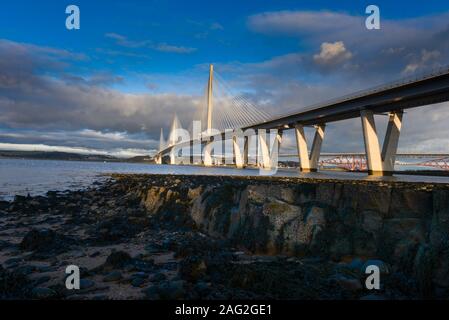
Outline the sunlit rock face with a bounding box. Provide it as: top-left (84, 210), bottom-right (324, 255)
top-left (118, 174), bottom-right (449, 294)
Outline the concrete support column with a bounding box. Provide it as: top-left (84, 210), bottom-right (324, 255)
top-left (361, 109), bottom-right (403, 175)
top-left (189, 141), bottom-right (194, 165)
top-left (254, 130), bottom-right (259, 167)
top-left (361, 110), bottom-right (383, 174)
top-left (233, 135), bottom-right (244, 168)
top-left (382, 111), bottom-right (403, 172)
top-left (169, 148), bottom-right (176, 165)
top-left (243, 136), bottom-right (249, 167)
top-left (295, 124), bottom-right (325, 172)
top-left (222, 133), bottom-right (226, 165)
top-left (203, 138), bottom-right (213, 167)
top-left (192, 139), bottom-right (201, 165)
top-left (258, 130), bottom-right (270, 169)
top-left (258, 129), bottom-right (282, 169)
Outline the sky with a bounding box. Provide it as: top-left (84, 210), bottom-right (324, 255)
top-left (0, 0), bottom-right (449, 157)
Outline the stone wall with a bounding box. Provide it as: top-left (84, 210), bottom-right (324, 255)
top-left (119, 174), bottom-right (449, 291)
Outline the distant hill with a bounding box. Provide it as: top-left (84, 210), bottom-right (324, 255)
top-left (126, 155), bottom-right (155, 163)
top-left (0, 150), bottom-right (155, 163)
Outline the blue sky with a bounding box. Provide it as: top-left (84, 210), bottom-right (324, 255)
top-left (1, 0), bottom-right (447, 92)
top-left (1, 1), bottom-right (449, 156)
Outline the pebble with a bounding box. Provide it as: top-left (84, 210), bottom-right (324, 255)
top-left (149, 272), bottom-right (167, 282)
top-left (131, 272), bottom-right (149, 279)
top-left (103, 271), bottom-right (123, 282)
top-left (333, 274), bottom-right (363, 291)
top-left (80, 279), bottom-right (95, 289)
top-left (131, 277), bottom-right (146, 287)
top-left (142, 286), bottom-right (160, 299)
top-left (157, 280), bottom-right (185, 300)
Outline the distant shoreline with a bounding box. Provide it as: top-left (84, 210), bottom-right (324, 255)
top-left (1, 151), bottom-right (449, 177)
top-left (0, 150), bottom-right (155, 164)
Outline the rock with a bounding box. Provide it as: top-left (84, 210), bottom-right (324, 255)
top-left (348, 258), bottom-right (364, 271)
top-left (142, 286), bottom-right (160, 299)
top-left (432, 248), bottom-right (449, 288)
top-left (142, 187), bottom-right (168, 213)
top-left (333, 275), bottom-right (363, 291)
top-left (149, 272), bottom-right (167, 282)
top-left (131, 277), bottom-right (145, 287)
top-left (90, 251), bottom-right (101, 258)
top-left (32, 287), bottom-right (57, 299)
top-left (20, 229), bottom-right (71, 252)
top-left (414, 244), bottom-right (435, 298)
top-left (37, 266), bottom-right (57, 273)
top-left (389, 189), bottom-right (432, 219)
top-left (4, 257), bottom-right (23, 265)
top-left (180, 257), bottom-right (207, 281)
top-left (262, 200), bottom-right (302, 253)
top-left (187, 186), bottom-right (203, 201)
top-left (80, 279), bottom-right (95, 289)
top-left (131, 272), bottom-right (149, 279)
top-left (72, 250), bottom-right (85, 258)
top-left (430, 190), bottom-right (449, 250)
top-left (144, 244), bottom-right (162, 254)
top-left (194, 281), bottom-right (211, 297)
top-left (361, 210), bottom-right (383, 233)
top-left (16, 265), bottom-right (36, 276)
top-left (103, 271), bottom-right (123, 282)
top-left (382, 218), bottom-right (426, 265)
top-left (34, 276), bottom-right (51, 286)
top-left (95, 216), bottom-right (145, 242)
top-left (103, 251), bottom-right (132, 269)
top-left (157, 280), bottom-right (185, 300)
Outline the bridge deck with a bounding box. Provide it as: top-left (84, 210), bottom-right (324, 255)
top-left (245, 68), bottom-right (449, 130)
top-left (158, 67), bottom-right (449, 156)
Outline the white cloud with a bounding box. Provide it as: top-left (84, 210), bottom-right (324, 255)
top-left (402, 49), bottom-right (442, 75)
top-left (0, 143), bottom-right (150, 158)
top-left (248, 11), bottom-right (360, 37)
top-left (105, 33), bottom-right (197, 54)
top-left (155, 43), bottom-right (197, 54)
top-left (313, 41), bottom-right (352, 66)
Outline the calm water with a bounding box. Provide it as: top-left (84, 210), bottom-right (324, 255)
top-left (1, 158), bottom-right (448, 201)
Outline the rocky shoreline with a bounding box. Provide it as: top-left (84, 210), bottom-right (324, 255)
top-left (0, 173), bottom-right (448, 300)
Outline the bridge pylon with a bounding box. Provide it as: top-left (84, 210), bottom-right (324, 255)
top-left (206, 64), bottom-right (214, 132)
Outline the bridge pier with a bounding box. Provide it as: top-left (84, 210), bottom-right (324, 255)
top-left (154, 154), bottom-right (162, 164)
top-left (295, 124), bottom-right (325, 172)
top-left (233, 135), bottom-right (244, 168)
top-left (361, 110), bottom-right (403, 175)
top-left (203, 137), bottom-right (213, 166)
top-left (169, 148), bottom-right (176, 165)
top-left (230, 129), bottom-right (253, 169)
top-left (243, 136), bottom-right (249, 167)
top-left (255, 130), bottom-right (259, 167)
top-left (258, 129), bottom-right (283, 169)
top-left (222, 133), bottom-right (226, 165)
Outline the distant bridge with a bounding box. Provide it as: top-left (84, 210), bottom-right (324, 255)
top-left (155, 65), bottom-right (449, 176)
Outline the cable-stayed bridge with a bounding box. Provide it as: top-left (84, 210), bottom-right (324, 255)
top-left (154, 65), bottom-right (449, 176)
